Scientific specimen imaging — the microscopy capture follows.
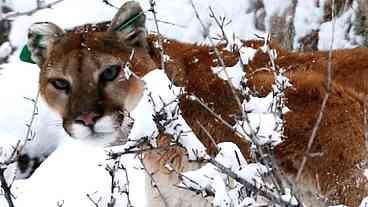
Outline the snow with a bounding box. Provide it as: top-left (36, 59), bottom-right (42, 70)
top-left (142, 0), bottom-right (264, 43)
top-left (129, 69), bottom-right (207, 160)
top-left (293, 0), bottom-right (362, 51)
top-left (234, 113), bottom-right (282, 146)
top-left (360, 197), bottom-right (368, 207)
top-left (211, 45), bottom-right (258, 90)
top-left (318, 8), bottom-right (357, 50)
top-left (1, 0), bottom-right (367, 206)
top-left (212, 61), bottom-right (245, 90)
top-left (263, 0), bottom-right (291, 32)
top-left (234, 65), bottom-right (289, 147)
top-left (293, 0), bottom-right (325, 49)
top-left (2, 0), bottom-right (273, 205)
top-left (280, 188), bottom-right (298, 206)
top-left (6, 0), bottom-right (37, 13)
top-left (179, 142), bottom-right (270, 206)
top-left (0, 42), bottom-right (12, 59)
top-left (12, 138), bottom-right (145, 207)
top-left (239, 46), bottom-right (257, 65)
top-left (13, 139), bottom-right (112, 207)
top-left (364, 169), bottom-right (368, 180)
top-left (0, 63), bottom-right (64, 178)
top-left (245, 93), bottom-right (273, 113)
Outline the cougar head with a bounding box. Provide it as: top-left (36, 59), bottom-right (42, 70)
top-left (27, 1), bottom-right (151, 145)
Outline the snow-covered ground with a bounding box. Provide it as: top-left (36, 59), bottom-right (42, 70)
top-left (0, 0), bottom-right (367, 206)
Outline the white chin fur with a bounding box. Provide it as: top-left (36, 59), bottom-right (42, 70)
top-left (70, 115), bottom-right (120, 147)
top-left (94, 116), bottom-right (118, 133)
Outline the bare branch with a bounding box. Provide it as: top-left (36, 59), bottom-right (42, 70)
top-left (148, 0), bottom-right (166, 71)
top-left (206, 157), bottom-right (298, 206)
top-left (208, 6), bottom-right (229, 46)
top-left (189, 95), bottom-right (260, 146)
top-left (196, 120), bottom-right (219, 153)
top-left (56, 200), bottom-right (64, 207)
top-left (138, 153), bottom-right (169, 207)
top-left (1, 91), bottom-right (40, 166)
top-left (108, 143), bottom-right (179, 158)
top-left (146, 17), bottom-right (187, 28)
top-left (102, 0), bottom-right (119, 9)
top-left (86, 192), bottom-right (101, 207)
top-left (1, 0), bottom-right (64, 20)
top-left (189, 0), bottom-right (244, 120)
top-left (296, 0), bottom-right (335, 181)
top-left (0, 168), bottom-right (14, 207)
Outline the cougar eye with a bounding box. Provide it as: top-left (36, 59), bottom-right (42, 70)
top-left (50, 78), bottom-right (70, 92)
top-left (100, 65), bottom-right (121, 82)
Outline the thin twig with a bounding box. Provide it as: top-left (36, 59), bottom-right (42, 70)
top-left (106, 159), bottom-right (132, 207)
top-left (191, 93), bottom-right (295, 203)
top-left (296, 0), bottom-right (335, 181)
top-left (121, 164), bottom-right (132, 206)
top-left (196, 120), bottom-right (219, 153)
top-left (102, 0), bottom-right (119, 9)
top-left (0, 168), bottom-right (14, 207)
top-left (146, 17), bottom-right (186, 28)
top-left (0, 90), bottom-right (40, 207)
top-left (1, 91), bottom-right (40, 166)
top-left (86, 193), bottom-right (101, 207)
top-left (189, 2), bottom-right (271, 167)
top-left (56, 200), bottom-right (65, 207)
top-left (100, 1), bottom-right (187, 28)
top-left (108, 143), bottom-right (179, 158)
top-left (1, 0), bottom-right (64, 20)
top-left (138, 153), bottom-right (169, 207)
top-left (206, 157), bottom-right (297, 206)
top-left (189, 95), bottom-right (260, 146)
top-left (189, 0), bottom-right (244, 120)
top-left (148, 0), bottom-right (166, 71)
top-left (208, 6), bottom-right (229, 46)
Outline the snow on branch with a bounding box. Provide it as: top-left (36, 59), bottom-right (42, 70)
top-left (185, 2), bottom-right (302, 205)
top-left (0, 0), bottom-right (65, 20)
top-left (106, 55), bottom-right (297, 206)
top-left (0, 90), bottom-right (40, 207)
top-left (1, 1), bottom-right (347, 206)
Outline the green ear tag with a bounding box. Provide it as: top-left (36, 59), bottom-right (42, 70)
top-left (20, 45), bottom-right (36, 64)
top-left (113, 11), bottom-right (144, 32)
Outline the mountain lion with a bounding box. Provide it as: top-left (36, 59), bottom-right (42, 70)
top-left (26, 1), bottom-right (368, 206)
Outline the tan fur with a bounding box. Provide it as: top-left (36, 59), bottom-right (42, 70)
top-left (143, 137), bottom-right (212, 207)
top-left (30, 2), bottom-right (368, 206)
top-left (34, 29), bottom-right (368, 206)
top-left (37, 32), bottom-right (146, 138)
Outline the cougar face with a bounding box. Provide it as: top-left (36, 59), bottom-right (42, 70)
top-left (28, 1), bottom-right (147, 145)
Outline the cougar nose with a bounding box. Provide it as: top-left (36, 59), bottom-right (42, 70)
top-left (75, 112), bottom-right (103, 127)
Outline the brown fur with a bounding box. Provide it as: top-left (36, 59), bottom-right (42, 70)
top-left (35, 29), bottom-right (368, 205)
top-left (140, 35), bottom-right (368, 206)
top-left (30, 5), bottom-right (368, 206)
top-left (246, 40), bottom-right (368, 206)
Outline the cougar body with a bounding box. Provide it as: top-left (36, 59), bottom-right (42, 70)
top-left (27, 1), bottom-right (368, 206)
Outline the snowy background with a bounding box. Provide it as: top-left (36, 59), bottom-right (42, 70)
top-left (0, 0), bottom-right (367, 206)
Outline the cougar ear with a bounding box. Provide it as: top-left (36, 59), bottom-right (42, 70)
top-left (109, 1), bottom-right (147, 48)
top-left (27, 22), bottom-right (64, 66)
